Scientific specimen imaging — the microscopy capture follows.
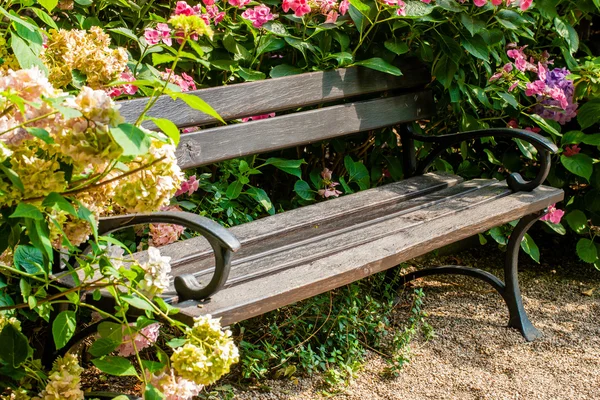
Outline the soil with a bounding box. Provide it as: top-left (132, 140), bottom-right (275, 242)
top-left (231, 239), bottom-right (600, 399)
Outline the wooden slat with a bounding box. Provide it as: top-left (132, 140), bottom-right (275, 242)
top-left (174, 184), bottom-right (563, 325)
top-left (137, 173), bottom-right (462, 269)
top-left (176, 90), bottom-right (434, 168)
top-left (118, 64), bottom-right (430, 127)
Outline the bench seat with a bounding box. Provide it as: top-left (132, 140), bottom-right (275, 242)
top-left (136, 172), bottom-right (563, 326)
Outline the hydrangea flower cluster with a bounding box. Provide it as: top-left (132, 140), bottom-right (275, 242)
top-left (161, 70), bottom-right (197, 92)
top-left (42, 27), bottom-right (128, 90)
top-left (169, 1), bottom-right (215, 41)
top-left (424, 0), bottom-right (532, 9)
top-left (138, 247), bottom-right (172, 298)
top-left (0, 66), bottom-right (183, 250)
top-left (170, 315), bottom-right (239, 386)
top-left (282, 0), bottom-right (349, 20)
top-left (106, 70), bottom-right (139, 98)
top-left (175, 175), bottom-right (200, 197)
top-left (32, 354), bottom-right (84, 400)
top-left (540, 203), bottom-right (565, 224)
top-left (148, 205), bottom-right (186, 247)
top-left (242, 5), bottom-right (277, 28)
top-left (146, 369), bottom-right (203, 400)
top-left (117, 323), bottom-right (161, 357)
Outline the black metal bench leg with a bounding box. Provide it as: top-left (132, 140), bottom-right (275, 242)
top-left (396, 211), bottom-right (546, 342)
top-left (502, 211), bottom-right (544, 341)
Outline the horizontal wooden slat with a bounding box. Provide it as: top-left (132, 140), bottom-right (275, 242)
top-left (174, 183), bottom-right (563, 325)
top-left (176, 90), bottom-right (434, 168)
top-left (145, 173), bottom-right (462, 269)
top-left (118, 64), bottom-right (430, 127)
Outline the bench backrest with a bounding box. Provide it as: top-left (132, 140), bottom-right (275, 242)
top-left (119, 62), bottom-right (434, 170)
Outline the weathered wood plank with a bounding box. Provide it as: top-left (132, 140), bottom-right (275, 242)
top-left (175, 184), bottom-right (563, 325)
top-left (176, 91), bottom-right (434, 168)
top-left (118, 64), bottom-right (430, 127)
top-left (140, 173), bottom-right (462, 269)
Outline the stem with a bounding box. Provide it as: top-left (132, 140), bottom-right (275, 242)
top-left (0, 111), bottom-right (58, 137)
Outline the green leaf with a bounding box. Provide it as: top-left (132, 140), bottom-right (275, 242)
top-left (92, 356), bottom-right (138, 377)
top-left (0, 324), bottom-right (30, 367)
top-left (38, 0), bottom-right (58, 12)
top-left (561, 130), bottom-right (586, 146)
top-left (42, 192), bottom-right (77, 216)
top-left (554, 17), bottom-right (579, 53)
top-left (520, 233), bottom-right (540, 263)
top-left (89, 338), bottom-right (121, 357)
top-left (576, 238), bottom-right (598, 263)
top-left (495, 10), bottom-right (527, 30)
top-left (238, 67), bottom-right (266, 82)
top-left (403, 0), bottom-right (434, 17)
top-left (246, 187), bottom-right (274, 214)
top-left (110, 124), bottom-right (151, 157)
top-left (109, 27), bottom-right (140, 43)
top-left (564, 209), bottom-right (588, 234)
top-left (11, 34), bottom-right (47, 73)
top-left (121, 295), bottom-right (154, 312)
top-left (433, 55), bottom-right (457, 89)
top-left (13, 245), bottom-right (44, 275)
top-left (489, 226), bottom-right (508, 245)
top-left (25, 127), bottom-right (54, 144)
top-left (348, 4), bottom-right (367, 34)
top-left (515, 138), bottom-right (537, 160)
top-left (294, 180), bottom-right (314, 201)
top-left (263, 158), bottom-right (305, 178)
top-left (142, 360), bottom-right (166, 374)
top-left (225, 180), bottom-right (244, 200)
top-left (529, 114), bottom-right (562, 137)
top-left (144, 383), bottom-right (165, 400)
top-left (76, 201), bottom-right (98, 240)
top-left (166, 337), bottom-right (187, 348)
top-left (344, 156), bottom-right (370, 190)
top-left (170, 92), bottom-right (224, 124)
top-left (10, 203), bottom-right (43, 220)
top-left (483, 149), bottom-right (502, 166)
top-left (29, 8), bottom-right (58, 30)
top-left (270, 64), bottom-right (303, 78)
top-left (0, 7), bottom-right (37, 33)
top-left (384, 38), bottom-right (409, 55)
top-left (152, 53), bottom-right (177, 65)
top-left (498, 92), bottom-right (518, 109)
top-left (98, 321), bottom-right (123, 342)
top-left (353, 58), bottom-right (401, 76)
top-left (52, 310), bottom-right (77, 350)
top-left (148, 117), bottom-right (180, 146)
top-left (459, 14), bottom-right (485, 36)
top-left (578, 98), bottom-right (600, 129)
top-left (560, 154), bottom-right (593, 182)
top-left (0, 165), bottom-right (24, 192)
top-left (435, 0), bottom-right (465, 12)
top-left (262, 21), bottom-right (293, 37)
top-left (349, 0), bottom-right (372, 18)
top-left (542, 220), bottom-right (566, 235)
top-left (461, 35), bottom-right (489, 62)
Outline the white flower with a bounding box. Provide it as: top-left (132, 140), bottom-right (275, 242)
top-left (139, 247), bottom-right (172, 298)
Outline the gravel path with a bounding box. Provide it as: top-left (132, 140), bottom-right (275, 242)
top-left (233, 243), bottom-right (600, 400)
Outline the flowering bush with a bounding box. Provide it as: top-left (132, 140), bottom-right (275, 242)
top-left (0, 0), bottom-right (599, 396)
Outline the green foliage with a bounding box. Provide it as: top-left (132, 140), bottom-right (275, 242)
top-left (234, 271), bottom-right (431, 383)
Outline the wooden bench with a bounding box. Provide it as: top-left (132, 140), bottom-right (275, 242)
top-left (89, 64), bottom-right (563, 342)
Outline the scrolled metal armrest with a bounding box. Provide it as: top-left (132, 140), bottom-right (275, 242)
top-left (99, 211), bottom-right (241, 301)
top-left (407, 128), bottom-right (558, 193)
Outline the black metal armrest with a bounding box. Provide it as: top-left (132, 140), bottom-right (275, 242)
top-left (98, 211), bottom-right (241, 301)
top-left (404, 127), bottom-right (558, 193)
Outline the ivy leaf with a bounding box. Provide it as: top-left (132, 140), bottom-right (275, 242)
top-left (576, 238), bottom-right (598, 263)
top-left (0, 324), bottom-right (30, 367)
top-left (52, 311), bottom-right (77, 350)
top-left (294, 180), bottom-right (314, 201)
top-left (561, 154), bottom-right (593, 182)
top-left (92, 356), bottom-right (138, 377)
top-left (353, 58), bottom-right (402, 76)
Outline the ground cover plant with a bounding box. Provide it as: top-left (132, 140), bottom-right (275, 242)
top-left (0, 0), bottom-right (599, 399)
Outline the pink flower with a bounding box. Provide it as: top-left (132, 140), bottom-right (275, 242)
top-left (146, 369), bottom-right (203, 400)
top-left (318, 183), bottom-right (342, 198)
top-left (175, 175), bottom-right (200, 197)
top-left (473, 0), bottom-right (487, 6)
top-left (241, 113), bottom-right (275, 122)
top-left (339, 0), bottom-right (349, 14)
top-left (524, 126), bottom-right (541, 133)
top-left (157, 23), bottom-right (173, 46)
top-left (161, 70), bottom-right (196, 92)
top-left (491, 0), bottom-right (502, 4)
top-left (525, 80), bottom-right (546, 96)
top-left (324, 10), bottom-right (339, 23)
top-left (242, 4), bottom-right (276, 28)
top-left (229, 0), bottom-right (251, 7)
top-left (540, 204), bottom-right (565, 224)
top-left (489, 72), bottom-right (503, 82)
top-left (204, 0), bottom-right (216, 5)
top-left (107, 70), bottom-right (138, 98)
top-left (383, 0), bottom-right (397, 5)
top-left (520, 0), bottom-right (533, 10)
top-left (182, 126), bottom-right (199, 133)
top-left (174, 1), bottom-right (195, 15)
top-left (205, 5), bottom-right (226, 25)
top-left (282, 0), bottom-right (311, 16)
top-left (508, 80), bottom-right (519, 92)
top-left (321, 168), bottom-right (333, 180)
top-left (144, 28), bottom-right (161, 45)
top-left (563, 145), bottom-right (581, 157)
top-left (503, 63), bottom-right (513, 73)
top-left (507, 119), bottom-right (519, 128)
top-left (117, 323), bottom-right (161, 357)
top-left (149, 222), bottom-right (186, 247)
top-left (421, 0), bottom-right (431, 3)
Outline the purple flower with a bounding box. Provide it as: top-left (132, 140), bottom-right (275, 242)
top-left (533, 67), bottom-right (578, 125)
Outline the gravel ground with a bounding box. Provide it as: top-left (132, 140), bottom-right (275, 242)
top-left (232, 242), bottom-right (600, 400)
